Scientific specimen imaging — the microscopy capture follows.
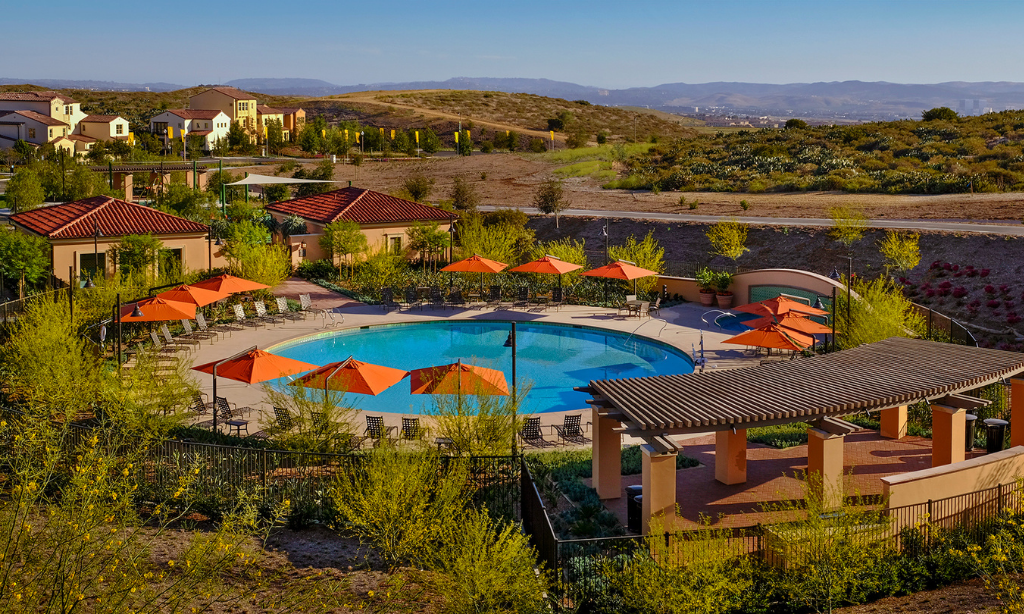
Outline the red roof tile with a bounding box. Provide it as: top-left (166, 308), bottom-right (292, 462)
top-left (164, 109), bottom-right (224, 120)
top-left (67, 135), bottom-right (96, 142)
top-left (257, 104), bottom-right (281, 114)
top-left (266, 187), bottom-right (452, 225)
top-left (0, 91), bottom-right (77, 104)
top-left (0, 110), bottom-right (68, 126)
top-left (193, 86), bottom-right (255, 101)
top-left (10, 196), bottom-right (209, 239)
top-left (278, 107), bottom-right (304, 114)
top-left (81, 114), bottom-right (121, 123)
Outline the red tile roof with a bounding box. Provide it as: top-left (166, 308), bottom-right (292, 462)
top-left (278, 107), bottom-right (304, 114)
top-left (257, 104), bottom-right (281, 114)
top-left (266, 188), bottom-right (452, 226)
top-left (0, 110), bottom-right (68, 126)
top-left (81, 114), bottom-right (121, 123)
top-left (164, 109), bottom-right (224, 120)
top-left (189, 130), bottom-right (213, 136)
top-left (67, 135), bottom-right (96, 142)
top-left (10, 196), bottom-right (209, 239)
top-left (0, 91), bottom-right (77, 104)
top-left (194, 86), bottom-right (255, 101)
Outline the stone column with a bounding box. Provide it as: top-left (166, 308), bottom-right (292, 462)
top-left (880, 405), bottom-right (908, 439)
top-left (807, 428), bottom-right (846, 509)
top-left (715, 428), bottom-right (747, 485)
top-left (592, 407), bottom-right (622, 500)
top-left (1013, 379), bottom-right (1024, 448)
top-left (641, 445), bottom-right (677, 535)
top-left (931, 402), bottom-right (966, 467)
top-left (114, 173), bottom-right (133, 202)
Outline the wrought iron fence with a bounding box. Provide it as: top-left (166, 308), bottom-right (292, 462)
top-left (910, 301), bottom-right (977, 347)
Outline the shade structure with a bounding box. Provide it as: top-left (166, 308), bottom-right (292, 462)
top-left (441, 254), bottom-right (508, 297)
top-left (723, 323), bottom-right (815, 352)
top-left (193, 348), bottom-right (318, 384)
top-left (156, 284), bottom-right (230, 307)
top-left (120, 296), bottom-right (197, 322)
top-left (746, 312), bottom-right (833, 335)
top-left (509, 255), bottom-right (583, 291)
top-left (410, 360), bottom-right (509, 396)
top-left (226, 173), bottom-right (337, 186)
top-left (191, 274), bottom-right (269, 294)
top-left (581, 260), bottom-right (658, 299)
top-left (734, 296), bottom-right (830, 318)
top-left (289, 356), bottom-right (408, 396)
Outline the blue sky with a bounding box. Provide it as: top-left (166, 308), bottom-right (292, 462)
top-left (6, 0), bottom-right (1024, 87)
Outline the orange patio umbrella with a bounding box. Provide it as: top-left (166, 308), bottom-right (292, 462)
top-left (509, 255), bottom-right (583, 291)
top-left (745, 312), bottom-right (833, 335)
top-left (156, 284), bottom-right (230, 307)
top-left (722, 323), bottom-right (815, 353)
top-left (581, 260), bottom-right (659, 300)
top-left (441, 254), bottom-right (508, 296)
top-left (289, 356), bottom-right (408, 396)
top-left (120, 296), bottom-right (197, 322)
top-left (193, 346), bottom-right (318, 431)
top-left (192, 274), bottom-right (270, 294)
top-left (410, 360), bottom-right (510, 396)
top-left (734, 296), bottom-right (829, 319)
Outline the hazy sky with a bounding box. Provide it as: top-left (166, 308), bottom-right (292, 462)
top-left (6, 0), bottom-right (1024, 87)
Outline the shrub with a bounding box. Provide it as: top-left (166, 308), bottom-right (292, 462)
top-left (740, 199), bottom-right (750, 210)
top-left (952, 286), bottom-right (968, 298)
top-left (528, 138), bottom-right (546, 153)
top-left (295, 258), bottom-right (339, 281)
top-left (836, 276), bottom-right (925, 349)
top-left (609, 230), bottom-right (666, 295)
top-left (705, 218), bottom-right (750, 262)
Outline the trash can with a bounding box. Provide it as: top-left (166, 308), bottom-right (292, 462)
top-left (965, 414), bottom-right (978, 452)
top-left (625, 485), bottom-right (643, 533)
top-left (984, 418), bottom-right (1009, 453)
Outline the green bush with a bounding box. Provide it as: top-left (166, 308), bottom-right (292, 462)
top-left (748, 423), bottom-right (809, 448)
top-left (296, 258), bottom-right (339, 281)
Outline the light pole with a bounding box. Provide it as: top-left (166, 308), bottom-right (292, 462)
top-left (503, 322), bottom-right (517, 455)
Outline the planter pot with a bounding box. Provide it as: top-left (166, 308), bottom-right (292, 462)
top-left (699, 291), bottom-right (716, 307)
top-left (716, 293), bottom-right (734, 309)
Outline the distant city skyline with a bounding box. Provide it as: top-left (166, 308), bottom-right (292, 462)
top-left (7, 0), bottom-right (1024, 88)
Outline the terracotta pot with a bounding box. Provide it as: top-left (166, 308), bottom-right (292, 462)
top-left (699, 291), bottom-right (716, 307)
top-left (716, 292), bottom-right (734, 309)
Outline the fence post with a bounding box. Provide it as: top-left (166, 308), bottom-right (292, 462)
top-left (998, 482), bottom-right (1004, 512)
top-left (926, 499), bottom-right (933, 549)
top-left (927, 310), bottom-right (933, 339)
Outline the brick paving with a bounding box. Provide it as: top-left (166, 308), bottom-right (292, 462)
top-left (601, 430), bottom-right (940, 530)
top-left (273, 277), bottom-right (359, 310)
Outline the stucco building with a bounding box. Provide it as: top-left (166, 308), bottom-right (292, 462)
top-left (149, 109), bottom-right (230, 152)
top-left (188, 87), bottom-right (258, 135)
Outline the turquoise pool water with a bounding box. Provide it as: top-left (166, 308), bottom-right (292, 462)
top-left (714, 312), bottom-right (762, 331)
top-left (269, 321), bottom-right (693, 415)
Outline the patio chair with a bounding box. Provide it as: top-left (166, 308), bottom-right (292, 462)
top-left (191, 393), bottom-right (217, 429)
top-left (196, 311), bottom-right (241, 339)
top-left (364, 415), bottom-right (397, 444)
top-left (150, 330), bottom-right (189, 356)
top-left (161, 323), bottom-right (200, 352)
top-left (446, 289), bottom-right (466, 309)
top-left (401, 417), bottom-right (422, 441)
top-left (519, 417), bottom-right (551, 448)
top-left (381, 287), bottom-right (400, 311)
top-left (512, 286), bottom-right (529, 309)
top-left (252, 406), bottom-right (294, 439)
top-left (553, 414), bottom-right (591, 446)
top-left (254, 300), bottom-right (285, 326)
top-left (403, 287), bottom-right (421, 310)
top-left (275, 297), bottom-right (305, 321)
top-left (299, 294), bottom-right (316, 319)
top-left (485, 285), bottom-right (502, 309)
top-left (214, 396), bottom-right (250, 436)
top-left (648, 297), bottom-right (661, 317)
top-left (180, 319), bottom-right (217, 343)
top-left (428, 286), bottom-right (445, 309)
top-left (232, 304), bottom-right (264, 329)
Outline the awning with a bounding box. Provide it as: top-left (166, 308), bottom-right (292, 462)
top-left (226, 173), bottom-right (338, 186)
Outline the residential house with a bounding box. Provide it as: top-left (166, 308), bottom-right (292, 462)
top-left (265, 187), bottom-right (452, 266)
top-left (256, 104), bottom-right (285, 140)
top-left (278, 107), bottom-right (305, 141)
top-left (149, 109), bottom-right (230, 152)
top-left (0, 110), bottom-right (73, 154)
top-left (9, 195), bottom-right (226, 284)
top-left (188, 86), bottom-right (258, 135)
top-left (0, 91), bottom-right (86, 131)
top-left (78, 115), bottom-right (131, 141)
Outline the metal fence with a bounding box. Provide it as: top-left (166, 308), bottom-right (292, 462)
top-left (910, 302), bottom-right (977, 346)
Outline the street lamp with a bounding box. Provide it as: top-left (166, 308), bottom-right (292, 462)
top-left (503, 322), bottom-right (518, 455)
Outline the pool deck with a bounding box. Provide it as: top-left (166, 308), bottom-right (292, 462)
top-left (182, 278), bottom-right (766, 439)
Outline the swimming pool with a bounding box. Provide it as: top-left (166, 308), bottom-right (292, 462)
top-left (713, 312), bottom-right (762, 331)
top-left (269, 321), bottom-right (694, 415)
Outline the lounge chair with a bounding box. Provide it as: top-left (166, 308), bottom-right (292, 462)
top-left (513, 286), bottom-right (529, 310)
top-left (428, 286), bottom-right (445, 309)
top-left (553, 414), bottom-right (591, 446)
top-left (251, 406), bottom-right (294, 439)
top-left (196, 311), bottom-right (241, 339)
top-left (403, 287), bottom-right (421, 310)
top-left (232, 304), bottom-right (264, 329)
top-left (275, 297), bottom-right (305, 321)
top-left (214, 396), bottom-right (250, 436)
top-left (299, 294), bottom-right (316, 319)
top-left (401, 417), bottom-right (422, 441)
top-left (648, 297), bottom-right (661, 317)
top-left (446, 289), bottom-right (466, 309)
top-left (150, 330), bottom-right (189, 356)
top-left (364, 415), bottom-right (397, 445)
top-left (519, 417), bottom-right (552, 448)
top-left (161, 323), bottom-right (199, 352)
top-left (381, 287), bottom-right (399, 311)
top-left (485, 285), bottom-right (502, 309)
top-left (254, 300), bottom-right (285, 326)
top-left (549, 287), bottom-right (565, 311)
top-left (181, 319), bottom-right (218, 343)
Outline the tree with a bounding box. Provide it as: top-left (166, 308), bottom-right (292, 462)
top-left (0, 227), bottom-right (51, 285)
top-left (227, 120), bottom-right (248, 149)
top-left (533, 179), bottom-right (568, 228)
top-left (506, 130), bottom-right (519, 152)
top-left (265, 118), bottom-right (284, 154)
top-left (319, 219), bottom-right (367, 276)
top-left (293, 159), bottom-right (334, 198)
top-left (922, 107), bottom-right (959, 122)
top-left (13, 139), bottom-right (36, 164)
top-left (609, 231), bottom-right (665, 294)
top-left (596, 131), bottom-right (608, 145)
top-left (449, 176), bottom-right (479, 212)
top-left (110, 233), bottom-right (163, 278)
top-left (6, 168), bottom-right (45, 212)
top-left (264, 183), bottom-right (290, 203)
top-left (280, 214), bottom-right (308, 239)
top-left (457, 130), bottom-right (472, 156)
top-left (403, 175), bottom-right (435, 202)
top-left (785, 118), bottom-right (809, 130)
top-left (705, 218), bottom-right (750, 262)
top-left (154, 183), bottom-right (214, 219)
top-left (420, 127), bottom-right (440, 154)
top-left (834, 276), bottom-right (924, 349)
top-left (878, 230), bottom-right (921, 275)
top-left (64, 166), bottom-right (113, 201)
top-left (407, 221), bottom-right (450, 272)
top-left (828, 206), bottom-right (868, 249)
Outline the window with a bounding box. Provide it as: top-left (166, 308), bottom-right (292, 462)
top-left (116, 124), bottom-right (123, 135)
top-left (82, 124), bottom-right (86, 133)
top-left (178, 122), bottom-right (183, 129)
top-left (48, 128), bottom-right (53, 138)
top-left (28, 128), bottom-right (35, 139)
top-left (390, 236), bottom-right (402, 254)
top-left (80, 252), bottom-right (106, 279)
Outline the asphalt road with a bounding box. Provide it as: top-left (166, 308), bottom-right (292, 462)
top-left (482, 206), bottom-right (1024, 236)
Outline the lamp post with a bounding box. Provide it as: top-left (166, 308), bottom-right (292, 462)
top-left (93, 219), bottom-right (102, 282)
top-left (503, 322), bottom-right (517, 456)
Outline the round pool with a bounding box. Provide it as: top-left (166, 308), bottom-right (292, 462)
top-left (713, 312), bottom-right (762, 331)
top-left (269, 321), bottom-right (693, 415)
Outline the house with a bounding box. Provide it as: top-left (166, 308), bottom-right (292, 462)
top-left (188, 86), bottom-right (258, 134)
top-left (278, 107), bottom-right (305, 140)
top-left (78, 115), bottom-right (131, 142)
top-left (0, 91), bottom-right (86, 132)
top-left (0, 110), bottom-right (73, 154)
top-left (265, 187), bottom-right (453, 266)
top-left (9, 195), bottom-right (226, 284)
top-left (256, 104), bottom-right (285, 140)
top-left (149, 109), bottom-right (230, 152)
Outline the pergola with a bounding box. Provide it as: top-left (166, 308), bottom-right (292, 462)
top-left (577, 337), bottom-right (1024, 534)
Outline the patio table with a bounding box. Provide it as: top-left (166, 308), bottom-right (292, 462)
top-left (625, 300), bottom-right (649, 318)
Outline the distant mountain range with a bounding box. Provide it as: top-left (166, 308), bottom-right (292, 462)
top-left (7, 75), bottom-right (1024, 120)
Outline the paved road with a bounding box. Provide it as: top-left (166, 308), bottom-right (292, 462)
top-left (482, 206), bottom-right (1024, 236)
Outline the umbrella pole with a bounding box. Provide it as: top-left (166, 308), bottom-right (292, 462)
top-left (212, 366), bottom-right (218, 432)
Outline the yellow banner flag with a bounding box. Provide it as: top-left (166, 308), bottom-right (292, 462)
top-left (321, 129), bottom-right (326, 138)
top-left (466, 130), bottom-right (470, 140)
top-left (550, 130), bottom-right (554, 141)
top-left (128, 132), bottom-right (134, 145)
top-left (356, 133), bottom-right (360, 143)
top-left (506, 130), bottom-right (509, 136)
top-left (454, 132), bottom-right (459, 143)
top-left (344, 129), bottom-right (348, 140)
top-left (415, 131), bottom-right (419, 143)
top-left (167, 126), bottom-right (173, 139)
top-left (390, 129), bottom-right (395, 139)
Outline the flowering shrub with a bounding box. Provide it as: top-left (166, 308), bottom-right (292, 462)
top-left (985, 285), bottom-right (997, 295)
top-left (988, 300), bottom-right (1002, 309)
top-left (952, 287), bottom-right (969, 298)
top-left (981, 269), bottom-right (991, 278)
top-left (939, 280), bottom-right (952, 289)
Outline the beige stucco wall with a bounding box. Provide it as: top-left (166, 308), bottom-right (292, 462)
top-left (50, 233), bottom-right (228, 283)
top-left (189, 91), bottom-right (257, 131)
top-left (80, 118), bottom-right (130, 141)
top-left (882, 447), bottom-right (1024, 509)
top-left (658, 269), bottom-right (845, 304)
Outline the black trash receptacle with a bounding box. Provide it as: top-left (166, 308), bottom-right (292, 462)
top-left (965, 414), bottom-right (978, 452)
top-left (625, 485), bottom-right (643, 533)
top-left (984, 418), bottom-right (1009, 453)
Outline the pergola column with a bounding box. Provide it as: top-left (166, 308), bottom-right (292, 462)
top-left (807, 428), bottom-right (846, 509)
top-left (715, 428), bottom-right (747, 485)
top-left (880, 405), bottom-right (908, 439)
top-left (931, 402), bottom-right (966, 467)
top-left (592, 407), bottom-right (621, 500)
top-left (641, 445), bottom-right (677, 535)
top-left (1012, 378), bottom-right (1024, 448)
